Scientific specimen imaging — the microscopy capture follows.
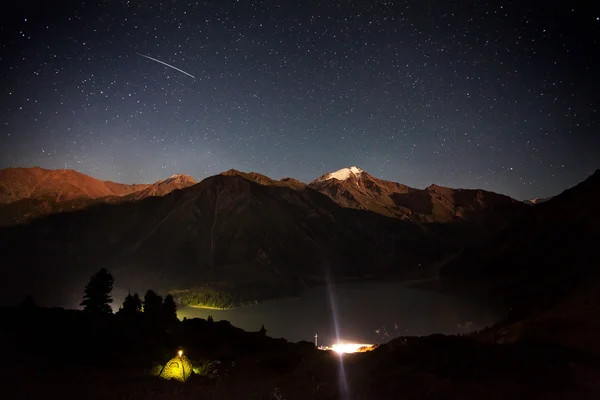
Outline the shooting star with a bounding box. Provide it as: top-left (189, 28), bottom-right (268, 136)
top-left (136, 52), bottom-right (195, 79)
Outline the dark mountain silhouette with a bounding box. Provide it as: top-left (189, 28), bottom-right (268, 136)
top-left (0, 172), bottom-right (444, 308)
top-left (440, 169), bottom-right (600, 316)
top-left (220, 169), bottom-right (306, 189)
top-left (4, 165), bottom-right (592, 312)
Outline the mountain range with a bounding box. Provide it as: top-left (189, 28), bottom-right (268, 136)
top-left (0, 165), bottom-right (597, 312)
top-left (0, 167), bottom-right (197, 226)
top-left (308, 166), bottom-right (527, 226)
top-left (0, 165), bottom-right (528, 227)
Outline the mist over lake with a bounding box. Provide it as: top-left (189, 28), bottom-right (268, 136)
top-left (178, 281), bottom-right (501, 345)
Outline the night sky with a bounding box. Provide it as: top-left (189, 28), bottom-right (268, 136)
top-left (1, 1), bottom-right (598, 200)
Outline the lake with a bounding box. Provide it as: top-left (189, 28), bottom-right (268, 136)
top-left (177, 281), bottom-right (501, 346)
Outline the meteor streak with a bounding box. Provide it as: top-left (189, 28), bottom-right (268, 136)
top-left (136, 52), bottom-right (195, 79)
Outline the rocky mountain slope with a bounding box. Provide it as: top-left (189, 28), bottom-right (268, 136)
top-left (309, 166), bottom-right (415, 219)
top-left (0, 165), bottom-right (526, 230)
top-left (0, 166), bottom-right (150, 204)
top-left (0, 172), bottom-right (444, 308)
top-left (105, 174), bottom-right (197, 201)
top-left (309, 166), bottom-right (528, 234)
top-left (0, 168), bottom-right (197, 226)
top-left (440, 169), bottom-right (600, 316)
top-left (220, 169), bottom-right (306, 190)
top-left (0, 164), bottom-right (575, 310)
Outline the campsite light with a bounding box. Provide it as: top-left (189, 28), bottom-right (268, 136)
top-left (158, 351), bottom-right (192, 382)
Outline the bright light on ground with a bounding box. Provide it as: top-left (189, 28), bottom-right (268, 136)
top-left (330, 343), bottom-right (375, 354)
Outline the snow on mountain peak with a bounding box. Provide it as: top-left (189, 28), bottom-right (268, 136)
top-left (523, 197), bottom-right (552, 205)
top-left (158, 174), bottom-right (197, 185)
top-left (326, 166), bottom-right (364, 181)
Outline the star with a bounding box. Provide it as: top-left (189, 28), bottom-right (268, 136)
top-left (0, 1), bottom-right (597, 200)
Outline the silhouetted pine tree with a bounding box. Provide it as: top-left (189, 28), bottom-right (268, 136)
top-left (81, 268), bottom-right (115, 314)
top-left (162, 294), bottom-right (178, 322)
top-left (20, 295), bottom-right (36, 309)
top-left (143, 289), bottom-right (163, 318)
top-left (132, 293), bottom-right (142, 311)
top-left (259, 324), bottom-right (267, 335)
top-left (118, 292), bottom-right (142, 316)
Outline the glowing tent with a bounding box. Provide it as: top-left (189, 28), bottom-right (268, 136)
top-left (159, 350), bottom-right (193, 382)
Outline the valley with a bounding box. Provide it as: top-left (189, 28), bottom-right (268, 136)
top-left (1, 165), bottom-right (597, 319)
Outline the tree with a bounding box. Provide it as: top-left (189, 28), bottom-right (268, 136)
top-left (143, 289), bottom-right (163, 318)
top-left (259, 324), bottom-right (267, 336)
top-left (118, 292), bottom-right (142, 317)
top-left (81, 268), bottom-right (115, 314)
top-left (132, 293), bottom-right (142, 312)
top-left (162, 294), bottom-right (178, 322)
top-left (20, 295), bottom-right (36, 309)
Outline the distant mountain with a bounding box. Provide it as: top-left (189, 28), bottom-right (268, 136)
top-left (220, 169), bottom-right (306, 190)
top-left (0, 172), bottom-right (444, 308)
top-left (309, 166), bottom-right (527, 226)
top-left (440, 169), bottom-right (600, 316)
top-left (522, 197), bottom-right (553, 206)
top-left (309, 166), bottom-right (415, 219)
top-left (107, 174), bottom-right (197, 201)
top-left (0, 165), bottom-right (527, 229)
top-left (0, 168), bottom-right (197, 226)
top-left (2, 165), bottom-right (572, 310)
top-left (0, 167), bottom-right (149, 204)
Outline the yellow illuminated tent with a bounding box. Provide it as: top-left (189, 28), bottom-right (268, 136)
top-left (159, 351), bottom-right (193, 382)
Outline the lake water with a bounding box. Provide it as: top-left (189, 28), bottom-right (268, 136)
top-left (177, 281), bottom-right (501, 346)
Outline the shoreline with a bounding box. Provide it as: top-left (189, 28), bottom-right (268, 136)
top-left (180, 275), bottom-right (444, 312)
top-left (187, 304), bottom-right (232, 311)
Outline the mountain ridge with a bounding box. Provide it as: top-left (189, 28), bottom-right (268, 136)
top-left (309, 166), bottom-right (526, 224)
top-left (0, 167), bottom-right (197, 226)
top-left (0, 166), bottom-right (597, 311)
top-left (0, 165), bottom-right (531, 229)
top-left (0, 166), bottom-right (152, 204)
top-left (0, 171), bottom-right (443, 308)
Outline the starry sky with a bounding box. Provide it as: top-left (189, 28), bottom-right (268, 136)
top-left (1, 0), bottom-right (598, 200)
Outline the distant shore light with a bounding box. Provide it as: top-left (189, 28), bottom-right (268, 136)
top-left (330, 343), bottom-right (374, 354)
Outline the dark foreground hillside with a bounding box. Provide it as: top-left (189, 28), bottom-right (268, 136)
top-left (440, 169), bottom-right (600, 320)
top-left (1, 305), bottom-right (599, 400)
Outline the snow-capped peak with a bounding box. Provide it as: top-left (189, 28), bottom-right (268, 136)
top-left (326, 166), bottom-right (363, 181)
top-left (523, 197), bottom-right (552, 205)
top-left (157, 174), bottom-right (197, 185)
